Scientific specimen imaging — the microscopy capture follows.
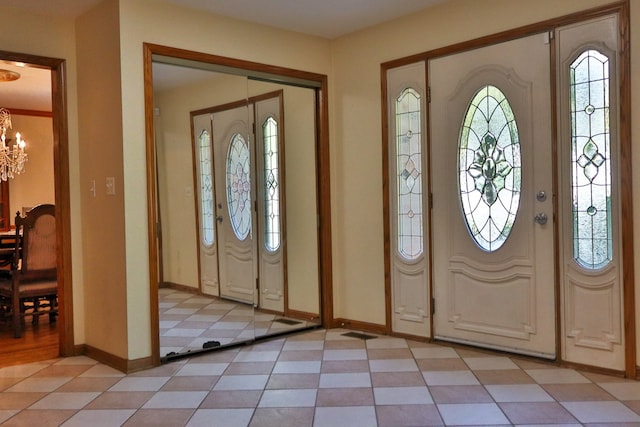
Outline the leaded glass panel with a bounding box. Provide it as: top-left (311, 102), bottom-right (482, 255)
top-left (263, 116), bottom-right (281, 252)
top-left (226, 133), bottom-right (251, 241)
top-left (570, 49), bottom-right (612, 269)
top-left (396, 88), bottom-right (423, 260)
top-left (458, 85), bottom-right (521, 252)
top-left (199, 130), bottom-right (215, 246)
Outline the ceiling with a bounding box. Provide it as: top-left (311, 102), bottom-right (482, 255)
top-left (1, 0), bottom-right (447, 111)
top-left (5, 0), bottom-right (446, 39)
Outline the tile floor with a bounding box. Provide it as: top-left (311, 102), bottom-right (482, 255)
top-left (159, 288), bottom-right (314, 357)
top-left (1, 328), bottom-right (640, 426)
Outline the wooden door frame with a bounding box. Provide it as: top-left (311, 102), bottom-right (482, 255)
top-left (0, 49), bottom-right (74, 357)
top-left (381, 1), bottom-right (635, 378)
top-left (143, 43), bottom-right (333, 366)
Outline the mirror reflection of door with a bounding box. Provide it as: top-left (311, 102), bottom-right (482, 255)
top-left (153, 58), bottom-right (322, 360)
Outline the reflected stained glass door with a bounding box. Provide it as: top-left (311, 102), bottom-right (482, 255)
top-left (213, 104), bottom-right (257, 305)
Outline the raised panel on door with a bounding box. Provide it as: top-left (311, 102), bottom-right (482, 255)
top-left (192, 112), bottom-right (219, 296)
top-left (430, 33), bottom-right (556, 358)
top-left (213, 105), bottom-right (257, 305)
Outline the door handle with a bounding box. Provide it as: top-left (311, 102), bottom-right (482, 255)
top-left (534, 213), bottom-right (548, 225)
top-left (216, 215), bottom-right (223, 223)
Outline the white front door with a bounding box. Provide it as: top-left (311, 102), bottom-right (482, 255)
top-left (430, 33), bottom-right (556, 358)
top-left (213, 104), bottom-right (257, 305)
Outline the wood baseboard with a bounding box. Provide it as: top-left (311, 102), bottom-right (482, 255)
top-left (81, 344), bottom-right (153, 373)
top-left (331, 318), bottom-right (387, 335)
top-left (286, 309), bottom-right (320, 323)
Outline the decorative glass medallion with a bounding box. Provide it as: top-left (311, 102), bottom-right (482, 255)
top-left (395, 88), bottom-right (423, 260)
top-left (458, 85), bottom-right (521, 252)
top-left (570, 49), bottom-right (612, 269)
top-left (226, 133), bottom-right (251, 241)
top-left (199, 129), bottom-right (215, 246)
top-left (263, 116), bottom-right (281, 252)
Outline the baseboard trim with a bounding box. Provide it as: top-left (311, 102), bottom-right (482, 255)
top-left (162, 281), bottom-right (199, 294)
top-left (286, 309), bottom-right (321, 323)
top-left (331, 318), bottom-right (387, 335)
top-left (82, 344), bottom-right (154, 374)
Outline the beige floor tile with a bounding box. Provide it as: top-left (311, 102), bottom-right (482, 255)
top-left (474, 368), bottom-right (535, 384)
top-left (376, 404), bottom-right (443, 427)
top-left (277, 350), bottom-right (323, 361)
top-left (499, 401), bottom-right (579, 424)
top-left (200, 390), bottom-right (262, 408)
top-left (429, 385), bottom-right (494, 404)
top-left (84, 391), bottom-right (155, 409)
top-left (265, 373), bottom-right (320, 389)
top-left (542, 383), bottom-right (616, 401)
top-left (249, 407), bottom-right (314, 427)
top-left (315, 387), bottom-right (374, 406)
top-left (323, 340), bottom-right (366, 350)
top-left (123, 408), bottom-right (195, 426)
top-left (31, 365), bottom-right (93, 378)
top-left (416, 357), bottom-right (469, 371)
top-left (224, 362), bottom-right (275, 374)
top-left (56, 377), bottom-right (120, 392)
top-left (367, 348), bottom-right (413, 360)
top-left (0, 392), bottom-right (46, 410)
top-left (0, 409), bottom-right (76, 427)
top-left (320, 359), bottom-right (369, 373)
top-left (371, 371), bottom-right (426, 387)
top-left (161, 375), bottom-right (219, 391)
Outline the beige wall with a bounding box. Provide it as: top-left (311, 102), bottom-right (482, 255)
top-left (1, 6), bottom-right (85, 343)
top-left (8, 115), bottom-right (55, 220)
top-left (118, 0), bottom-right (331, 359)
top-left (76, 0), bottom-right (127, 358)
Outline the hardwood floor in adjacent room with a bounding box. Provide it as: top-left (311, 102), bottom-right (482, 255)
top-left (0, 316), bottom-right (59, 367)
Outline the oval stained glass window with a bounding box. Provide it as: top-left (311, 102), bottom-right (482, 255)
top-left (458, 85), bottom-right (521, 252)
top-left (226, 133), bottom-right (251, 241)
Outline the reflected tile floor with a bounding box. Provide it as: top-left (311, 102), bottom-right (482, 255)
top-left (1, 328), bottom-right (640, 426)
top-left (159, 288), bottom-right (311, 357)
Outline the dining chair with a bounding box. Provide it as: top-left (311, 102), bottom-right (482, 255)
top-left (0, 204), bottom-right (58, 338)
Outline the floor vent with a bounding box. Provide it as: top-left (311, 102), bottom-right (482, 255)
top-left (342, 331), bottom-right (377, 340)
top-left (274, 318), bottom-right (303, 325)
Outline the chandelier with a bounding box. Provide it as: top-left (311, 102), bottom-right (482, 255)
top-left (0, 108), bottom-right (28, 181)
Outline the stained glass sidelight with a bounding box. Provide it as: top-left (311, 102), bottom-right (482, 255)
top-left (458, 85), bottom-right (521, 252)
top-left (263, 116), bottom-right (281, 252)
top-left (396, 88), bottom-right (423, 260)
top-left (199, 129), bottom-right (215, 246)
top-left (570, 49), bottom-right (612, 269)
top-left (226, 133), bottom-right (251, 241)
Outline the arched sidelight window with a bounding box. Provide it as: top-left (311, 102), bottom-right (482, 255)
top-left (395, 88), bottom-right (423, 261)
top-left (226, 133), bottom-right (251, 241)
top-left (263, 116), bottom-right (281, 252)
top-left (458, 85), bottom-right (521, 252)
top-left (570, 49), bottom-right (612, 269)
top-left (198, 129), bottom-right (215, 246)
